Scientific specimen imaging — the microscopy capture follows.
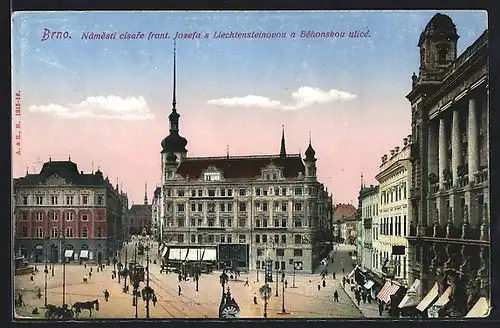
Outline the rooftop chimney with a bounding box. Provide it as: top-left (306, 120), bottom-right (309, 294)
top-left (395, 146), bottom-right (400, 153)
top-left (403, 138), bottom-right (408, 146)
top-left (390, 149), bottom-right (395, 156)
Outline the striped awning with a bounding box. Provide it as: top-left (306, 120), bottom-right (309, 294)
top-left (398, 279), bottom-right (421, 308)
top-left (161, 247), bottom-right (168, 258)
top-left (79, 250), bottom-right (89, 258)
top-left (64, 250), bottom-right (74, 258)
top-left (376, 281), bottom-right (400, 304)
top-left (363, 280), bottom-right (375, 290)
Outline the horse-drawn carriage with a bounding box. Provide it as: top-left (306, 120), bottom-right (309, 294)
top-left (44, 300), bottom-right (99, 319)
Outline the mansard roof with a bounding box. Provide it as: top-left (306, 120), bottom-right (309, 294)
top-left (176, 154), bottom-right (305, 181)
top-left (16, 161), bottom-right (110, 187)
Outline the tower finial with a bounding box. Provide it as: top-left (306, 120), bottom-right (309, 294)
top-left (280, 125), bottom-right (287, 158)
top-left (309, 130), bottom-right (312, 144)
top-left (172, 39), bottom-right (177, 111)
top-left (226, 145), bottom-right (230, 159)
top-left (361, 172), bottom-right (364, 189)
top-left (144, 182), bottom-right (148, 205)
top-left (49, 155), bottom-right (51, 162)
top-left (69, 154), bottom-right (71, 161)
top-left (92, 161), bottom-right (94, 174)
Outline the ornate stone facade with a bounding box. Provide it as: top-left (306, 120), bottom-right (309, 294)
top-left (406, 14), bottom-right (489, 317)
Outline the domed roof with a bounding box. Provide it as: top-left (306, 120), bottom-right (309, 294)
top-left (418, 13), bottom-right (458, 46)
top-left (305, 142), bottom-right (316, 160)
top-left (161, 134), bottom-right (187, 153)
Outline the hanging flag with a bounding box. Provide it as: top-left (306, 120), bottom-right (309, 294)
top-left (302, 236), bottom-right (310, 244)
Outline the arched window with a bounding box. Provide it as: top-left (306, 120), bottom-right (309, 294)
top-left (21, 227), bottom-right (28, 237)
top-left (81, 227), bottom-right (88, 238)
top-left (51, 227), bottom-right (58, 238)
top-left (97, 226), bottom-right (103, 238)
top-left (35, 227), bottom-right (44, 238)
top-left (65, 227), bottom-right (74, 238)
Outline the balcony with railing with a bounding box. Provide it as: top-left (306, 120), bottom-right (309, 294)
top-left (474, 166), bottom-right (488, 185)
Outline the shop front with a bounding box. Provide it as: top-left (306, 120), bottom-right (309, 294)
top-left (398, 279), bottom-right (421, 317)
top-left (416, 282), bottom-right (439, 317)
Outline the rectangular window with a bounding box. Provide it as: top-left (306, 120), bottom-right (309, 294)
top-left (220, 235), bottom-right (225, 243)
top-left (293, 249), bottom-right (303, 257)
top-left (262, 202), bottom-right (268, 212)
top-left (22, 196), bottom-right (28, 205)
top-left (276, 248), bottom-right (285, 256)
top-left (275, 261), bottom-right (280, 270)
top-left (274, 219), bottom-right (279, 227)
top-left (281, 202), bottom-right (287, 211)
top-left (403, 215), bottom-right (407, 236)
top-left (191, 234), bottom-right (196, 243)
top-left (262, 235), bottom-right (268, 243)
top-left (281, 235), bottom-right (286, 244)
top-left (36, 212), bottom-right (43, 221)
top-left (82, 195), bottom-right (88, 205)
top-left (239, 202), bottom-right (246, 212)
top-left (177, 204), bottom-right (185, 212)
top-left (191, 218), bottom-right (196, 226)
top-left (51, 212), bottom-right (58, 221)
top-left (294, 187), bottom-right (302, 196)
top-left (36, 196), bottom-right (44, 205)
top-left (177, 218), bottom-right (185, 227)
top-left (281, 219), bottom-right (287, 227)
top-left (51, 228), bottom-right (58, 238)
top-left (207, 203), bottom-right (215, 213)
top-left (255, 235), bottom-right (260, 243)
top-left (208, 189), bottom-right (215, 197)
top-left (274, 234), bottom-right (279, 244)
top-left (191, 203), bottom-right (196, 212)
top-left (227, 219), bottom-right (232, 227)
top-left (281, 261), bottom-right (286, 270)
top-left (97, 195), bottom-right (103, 205)
top-left (65, 227), bottom-right (74, 238)
top-left (178, 190), bottom-right (185, 197)
top-left (256, 188), bottom-right (261, 196)
top-left (228, 189), bottom-right (233, 197)
top-left (177, 234), bottom-right (184, 243)
top-left (238, 219), bottom-right (246, 228)
top-left (239, 189), bottom-right (246, 196)
top-left (221, 189), bottom-right (226, 197)
top-left (51, 196), bottom-right (58, 205)
top-left (66, 212), bottom-right (74, 221)
top-left (294, 202), bottom-right (302, 211)
top-left (262, 219), bottom-right (268, 228)
top-left (228, 203), bottom-right (233, 212)
top-left (256, 261), bottom-right (261, 269)
top-left (227, 235), bottom-right (232, 243)
top-left (208, 218), bottom-right (215, 227)
top-left (257, 249), bottom-right (264, 256)
top-left (390, 217), bottom-right (393, 235)
top-left (274, 202), bottom-right (280, 212)
top-left (198, 203), bottom-right (203, 212)
top-left (256, 219), bottom-right (261, 228)
top-left (82, 214), bottom-right (88, 221)
top-left (198, 190), bottom-right (203, 197)
top-left (294, 235), bottom-right (302, 244)
top-left (263, 189), bottom-right (268, 196)
top-left (191, 190), bottom-right (196, 197)
top-left (238, 235), bottom-right (246, 243)
top-left (294, 220), bottom-right (302, 228)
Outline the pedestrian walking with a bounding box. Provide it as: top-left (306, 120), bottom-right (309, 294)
top-left (342, 267), bottom-right (345, 274)
top-left (342, 277), bottom-right (346, 286)
top-left (90, 267), bottom-right (93, 272)
top-left (362, 292), bottom-right (367, 303)
top-left (333, 272), bottom-right (336, 279)
top-left (152, 295), bottom-right (157, 307)
top-left (253, 293), bottom-right (258, 304)
top-left (37, 288), bottom-right (42, 299)
top-left (318, 283), bottom-right (321, 291)
top-left (333, 290), bottom-right (339, 302)
top-left (30, 274), bottom-right (34, 282)
top-left (367, 293), bottom-right (372, 304)
top-left (322, 280), bottom-right (326, 288)
top-left (244, 278), bottom-right (249, 286)
top-left (178, 273), bottom-right (182, 282)
top-left (378, 302), bottom-right (384, 316)
top-left (356, 295), bottom-right (361, 306)
top-left (285, 280), bottom-right (288, 288)
top-left (104, 289), bottom-right (110, 302)
top-left (178, 285), bottom-right (182, 296)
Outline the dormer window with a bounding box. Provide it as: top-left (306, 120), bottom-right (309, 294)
top-left (437, 44), bottom-right (449, 64)
top-left (204, 172), bottom-right (221, 182)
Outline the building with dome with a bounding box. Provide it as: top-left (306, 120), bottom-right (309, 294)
top-left (158, 43), bottom-right (333, 274)
top-left (404, 13), bottom-right (490, 318)
top-left (13, 159), bottom-right (127, 263)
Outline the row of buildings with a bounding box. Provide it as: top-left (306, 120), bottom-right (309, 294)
top-left (13, 159), bottom-right (129, 263)
top-left (351, 14), bottom-right (490, 318)
top-left (149, 43), bottom-right (334, 274)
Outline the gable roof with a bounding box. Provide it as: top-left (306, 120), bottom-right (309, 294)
top-left (16, 161), bottom-right (109, 187)
top-left (176, 154), bottom-right (305, 181)
top-left (129, 204), bottom-right (152, 216)
top-left (332, 203), bottom-right (357, 221)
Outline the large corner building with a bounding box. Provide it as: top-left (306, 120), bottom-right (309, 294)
top-left (157, 43), bottom-right (332, 273)
top-left (406, 14), bottom-right (489, 318)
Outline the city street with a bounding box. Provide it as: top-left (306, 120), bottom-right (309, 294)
top-left (14, 240), bottom-right (363, 319)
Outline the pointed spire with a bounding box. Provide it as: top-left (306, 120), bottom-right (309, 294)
top-left (361, 172), bottom-right (364, 189)
top-left (68, 154), bottom-right (71, 161)
top-left (309, 130), bottom-right (312, 144)
top-left (92, 161), bottom-right (94, 174)
top-left (226, 145), bottom-right (230, 159)
top-left (172, 39), bottom-right (177, 111)
top-left (49, 155), bottom-right (51, 162)
top-left (280, 125), bottom-right (287, 158)
top-left (144, 182), bottom-right (148, 205)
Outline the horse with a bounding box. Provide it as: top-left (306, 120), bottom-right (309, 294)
top-left (72, 299), bottom-right (99, 318)
top-left (44, 304), bottom-right (74, 319)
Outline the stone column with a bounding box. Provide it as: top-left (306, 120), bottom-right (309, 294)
top-left (438, 117), bottom-right (448, 189)
top-left (451, 109), bottom-right (462, 186)
top-left (428, 121), bottom-right (438, 176)
top-left (468, 97), bottom-right (479, 179)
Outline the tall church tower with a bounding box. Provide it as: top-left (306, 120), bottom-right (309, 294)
top-left (161, 40), bottom-right (188, 185)
top-left (304, 134), bottom-right (317, 181)
top-left (279, 125), bottom-right (287, 158)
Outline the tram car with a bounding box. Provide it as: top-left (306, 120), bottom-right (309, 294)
top-left (137, 243), bottom-right (145, 255)
top-left (127, 262), bottom-right (145, 282)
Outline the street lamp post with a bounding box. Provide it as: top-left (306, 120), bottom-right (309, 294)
top-left (44, 265), bottom-right (49, 307)
top-left (275, 267), bottom-right (279, 297)
top-left (133, 246), bottom-right (138, 319)
top-left (195, 248), bottom-right (199, 292)
top-left (256, 258), bottom-right (259, 282)
top-left (292, 259), bottom-right (297, 288)
top-left (123, 246), bottom-right (128, 293)
top-left (145, 245), bottom-right (150, 319)
top-left (281, 272), bottom-right (286, 314)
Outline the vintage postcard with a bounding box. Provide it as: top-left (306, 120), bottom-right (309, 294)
top-left (11, 10), bottom-right (490, 320)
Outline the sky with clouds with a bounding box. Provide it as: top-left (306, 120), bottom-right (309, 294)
top-left (11, 10), bottom-right (487, 205)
